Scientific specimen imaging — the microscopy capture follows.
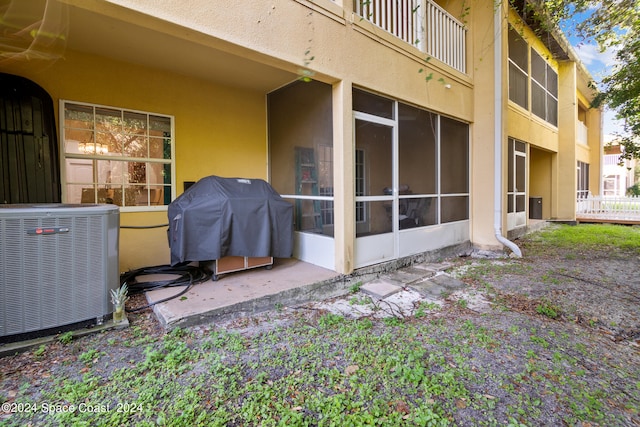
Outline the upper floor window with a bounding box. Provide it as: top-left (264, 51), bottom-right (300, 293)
top-left (531, 50), bottom-right (558, 126)
top-left (508, 25), bottom-right (558, 127)
top-left (61, 101), bottom-right (174, 210)
top-left (508, 26), bottom-right (528, 110)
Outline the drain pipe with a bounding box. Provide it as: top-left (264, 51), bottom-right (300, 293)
top-left (493, 5), bottom-right (522, 258)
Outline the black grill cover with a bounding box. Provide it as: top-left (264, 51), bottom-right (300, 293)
top-left (168, 176), bottom-right (293, 265)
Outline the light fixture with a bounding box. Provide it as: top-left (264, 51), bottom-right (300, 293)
top-left (78, 141), bottom-right (108, 155)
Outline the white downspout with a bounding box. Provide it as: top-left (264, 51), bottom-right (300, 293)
top-left (493, 4), bottom-right (522, 257)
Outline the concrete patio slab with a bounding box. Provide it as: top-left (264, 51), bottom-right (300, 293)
top-left (145, 258), bottom-right (342, 329)
top-left (141, 250), bottom-right (470, 330)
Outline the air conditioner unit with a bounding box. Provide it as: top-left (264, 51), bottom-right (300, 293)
top-left (0, 204), bottom-right (119, 342)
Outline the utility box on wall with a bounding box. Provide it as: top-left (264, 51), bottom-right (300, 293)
top-left (529, 197), bottom-right (543, 219)
top-left (0, 204), bottom-right (119, 342)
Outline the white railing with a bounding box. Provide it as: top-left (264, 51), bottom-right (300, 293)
top-left (604, 154), bottom-right (622, 166)
top-left (354, 0), bottom-right (467, 74)
top-left (577, 194), bottom-right (640, 220)
top-left (577, 121), bottom-right (588, 145)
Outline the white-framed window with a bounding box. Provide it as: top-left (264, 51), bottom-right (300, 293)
top-left (577, 161), bottom-right (590, 198)
top-left (352, 88), bottom-right (470, 232)
top-left (508, 25), bottom-right (558, 127)
top-left (355, 148), bottom-right (366, 223)
top-left (508, 138), bottom-right (527, 214)
top-left (318, 144), bottom-right (334, 226)
top-left (508, 26), bottom-right (528, 110)
top-left (61, 101), bottom-right (174, 210)
top-left (531, 49), bottom-right (558, 126)
top-left (603, 175), bottom-right (619, 196)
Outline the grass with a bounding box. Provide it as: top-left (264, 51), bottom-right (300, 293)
top-left (2, 224), bottom-right (639, 426)
top-left (3, 312), bottom-right (636, 426)
top-left (528, 223), bottom-right (640, 253)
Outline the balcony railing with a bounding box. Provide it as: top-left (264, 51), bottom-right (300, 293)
top-left (354, 0), bottom-right (467, 74)
top-left (577, 193), bottom-right (640, 222)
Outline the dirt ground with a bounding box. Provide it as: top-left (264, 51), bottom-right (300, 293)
top-left (1, 224), bottom-right (639, 426)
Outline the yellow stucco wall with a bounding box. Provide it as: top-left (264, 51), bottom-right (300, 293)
top-left (506, 12), bottom-right (560, 154)
top-left (529, 148), bottom-right (553, 219)
top-left (2, 0), bottom-right (603, 274)
top-left (2, 49), bottom-right (268, 271)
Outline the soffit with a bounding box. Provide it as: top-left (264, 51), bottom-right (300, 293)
top-left (65, 5), bottom-right (297, 92)
top-left (510, 0), bottom-right (571, 61)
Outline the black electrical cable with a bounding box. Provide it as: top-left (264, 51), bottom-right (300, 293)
top-left (120, 263), bottom-right (212, 312)
top-left (120, 224), bottom-right (169, 229)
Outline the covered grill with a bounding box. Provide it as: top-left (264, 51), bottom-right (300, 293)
top-left (168, 176), bottom-right (293, 265)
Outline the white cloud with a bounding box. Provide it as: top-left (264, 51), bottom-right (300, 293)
top-left (573, 43), bottom-right (619, 78)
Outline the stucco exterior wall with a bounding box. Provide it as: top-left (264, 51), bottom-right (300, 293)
top-left (81, 0), bottom-right (474, 121)
top-left (1, 0), bottom-right (603, 274)
top-left (2, 49), bottom-right (268, 271)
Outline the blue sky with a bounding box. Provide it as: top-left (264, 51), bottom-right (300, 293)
top-left (573, 41), bottom-right (622, 139)
top-left (561, 13), bottom-right (624, 139)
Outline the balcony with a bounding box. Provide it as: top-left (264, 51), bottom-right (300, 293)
top-left (354, 0), bottom-right (467, 74)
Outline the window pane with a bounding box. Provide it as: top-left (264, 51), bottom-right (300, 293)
top-left (547, 65), bottom-right (558, 97)
top-left (96, 130), bottom-right (122, 157)
top-left (67, 184), bottom-right (87, 203)
top-left (399, 196), bottom-right (437, 227)
top-left (547, 94), bottom-right (558, 126)
top-left (356, 201), bottom-right (392, 236)
top-left (63, 101), bottom-right (173, 208)
top-left (65, 103), bottom-right (93, 125)
top-left (516, 155), bottom-right (525, 191)
top-left (112, 187), bottom-right (138, 207)
top-left (516, 194), bottom-right (526, 212)
top-left (584, 164), bottom-right (589, 190)
top-left (508, 140), bottom-right (514, 192)
top-left (97, 159), bottom-right (117, 186)
top-left (128, 162), bottom-right (147, 184)
top-left (440, 117), bottom-right (469, 194)
top-left (353, 88), bottom-right (394, 119)
top-left (268, 80), bottom-right (333, 198)
top-left (508, 26), bottom-right (528, 70)
top-left (150, 115), bottom-right (171, 133)
top-left (441, 196), bottom-right (468, 223)
top-left (146, 163), bottom-right (165, 185)
top-left (137, 185), bottom-right (165, 206)
top-left (95, 107), bottom-right (121, 132)
top-left (355, 120), bottom-right (392, 196)
top-left (64, 129), bottom-right (93, 154)
top-left (124, 135), bottom-right (148, 158)
top-left (291, 199), bottom-right (323, 232)
top-left (123, 111), bottom-right (147, 135)
top-left (531, 81), bottom-right (546, 120)
top-left (509, 64), bottom-right (528, 109)
top-left (317, 144), bottom-right (333, 195)
top-left (531, 49), bottom-right (546, 85)
top-left (398, 103), bottom-right (437, 194)
top-left (149, 136), bottom-right (170, 159)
